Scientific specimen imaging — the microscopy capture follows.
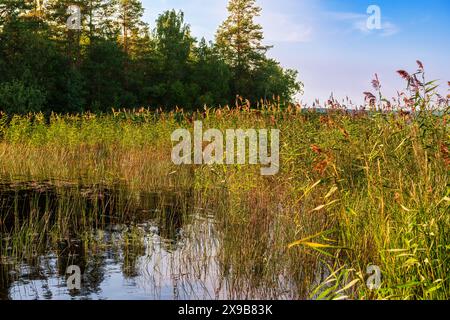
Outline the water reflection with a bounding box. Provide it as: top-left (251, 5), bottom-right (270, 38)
top-left (0, 181), bottom-right (213, 300)
top-left (0, 180), bottom-right (306, 300)
top-left (4, 219), bottom-right (222, 300)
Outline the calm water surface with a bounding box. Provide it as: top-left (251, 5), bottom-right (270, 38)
top-left (0, 181), bottom-right (228, 300)
top-left (0, 180), bottom-right (305, 300)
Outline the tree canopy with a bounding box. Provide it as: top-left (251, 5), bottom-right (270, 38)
top-left (0, 0), bottom-right (303, 113)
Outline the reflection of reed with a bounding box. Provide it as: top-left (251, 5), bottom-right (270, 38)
top-left (0, 182), bottom-right (195, 299)
top-left (0, 264), bottom-right (12, 300)
top-left (0, 179), bottom-right (320, 300)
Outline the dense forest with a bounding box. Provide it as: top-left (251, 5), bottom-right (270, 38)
top-left (0, 0), bottom-right (302, 113)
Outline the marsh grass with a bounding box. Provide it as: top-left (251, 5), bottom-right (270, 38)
top-left (0, 66), bottom-right (449, 300)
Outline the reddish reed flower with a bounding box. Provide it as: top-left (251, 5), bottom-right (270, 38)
top-left (416, 60), bottom-right (424, 70)
top-left (441, 143), bottom-right (450, 168)
top-left (397, 70), bottom-right (410, 80)
top-left (310, 145), bottom-right (322, 154)
top-left (371, 74), bottom-right (381, 91)
top-left (363, 92), bottom-right (376, 105)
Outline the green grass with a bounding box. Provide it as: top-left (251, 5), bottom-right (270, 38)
top-left (0, 92), bottom-right (448, 299)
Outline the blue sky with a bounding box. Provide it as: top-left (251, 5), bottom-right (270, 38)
top-left (141, 0), bottom-right (450, 104)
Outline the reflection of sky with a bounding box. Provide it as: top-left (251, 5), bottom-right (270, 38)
top-left (7, 219), bottom-right (226, 300)
top-left (141, 0), bottom-right (450, 104)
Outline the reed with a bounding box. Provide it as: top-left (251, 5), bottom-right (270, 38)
top-left (0, 66), bottom-right (448, 300)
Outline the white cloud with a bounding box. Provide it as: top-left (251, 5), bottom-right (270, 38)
top-left (379, 22), bottom-right (399, 37)
top-left (325, 10), bottom-right (399, 37)
top-left (259, 12), bottom-right (313, 43)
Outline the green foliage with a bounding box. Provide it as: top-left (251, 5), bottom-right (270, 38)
top-left (192, 39), bottom-right (232, 106)
top-left (0, 0), bottom-right (301, 114)
top-left (215, 0), bottom-right (302, 100)
top-left (252, 58), bottom-right (303, 102)
top-left (0, 80), bottom-right (46, 114)
top-left (150, 10), bottom-right (195, 107)
top-left (82, 39), bottom-right (127, 111)
top-left (0, 100), bottom-right (448, 300)
top-left (216, 0), bottom-right (270, 71)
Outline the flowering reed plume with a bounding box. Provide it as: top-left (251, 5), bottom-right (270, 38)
top-left (363, 92), bottom-right (376, 105)
top-left (397, 70), bottom-right (410, 81)
top-left (416, 60), bottom-right (424, 71)
top-left (372, 73), bottom-right (381, 91)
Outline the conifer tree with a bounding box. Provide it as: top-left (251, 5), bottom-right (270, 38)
top-left (115, 0), bottom-right (145, 55)
top-left (216, 0), bottom-right (270, 96)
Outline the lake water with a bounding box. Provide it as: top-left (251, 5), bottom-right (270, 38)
top-left (0, 181), bottom-right (311, 300)
top-left (0, 181), bottom-right (230, 300)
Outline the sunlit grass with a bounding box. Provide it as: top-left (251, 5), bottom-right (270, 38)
top-left (0, 72), bottom-right (449, 299)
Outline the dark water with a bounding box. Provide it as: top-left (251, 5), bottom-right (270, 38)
top-left (0, 181), bottom-right (225, 300)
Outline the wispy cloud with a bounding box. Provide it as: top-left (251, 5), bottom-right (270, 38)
top-left (139, 0), bottom-right (450, 106)
top-left (259, 12), bottom-right (313, 43)
top-left (353, 19), bottom-right (399, 37)
top-left (325, 10), bottom-right (400, 37)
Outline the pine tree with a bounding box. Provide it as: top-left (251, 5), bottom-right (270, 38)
top-left (216, 0), bottom-right (270, 96)
top-left (115, 0), bottom-right (145, 55)
top-left (85, 0), bottom-right (111, 42)
top-left (95, 0), bottom-right (120, 40)
top-left (0, 1), bottom-right (31, 25)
